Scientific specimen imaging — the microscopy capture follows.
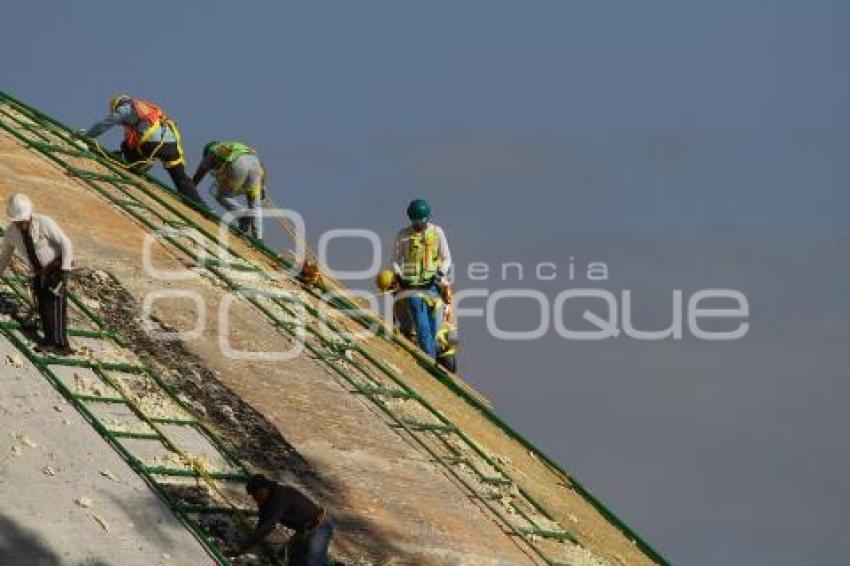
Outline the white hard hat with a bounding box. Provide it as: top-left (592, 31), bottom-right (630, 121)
top-left (7, 193), bottom-right (33, 222)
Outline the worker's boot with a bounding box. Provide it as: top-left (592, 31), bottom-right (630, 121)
top-left (237, 217), bottom-right (253, 235)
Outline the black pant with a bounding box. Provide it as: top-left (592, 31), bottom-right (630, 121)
top-left (33, 268), bottom-right (68, 348)
top-left (120, 141), bottom-right (204, 205)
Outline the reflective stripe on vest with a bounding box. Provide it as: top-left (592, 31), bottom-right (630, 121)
top-left (209, 142), bottom-right (260, 195)
top-left (403, 226), bottom-right (439, 286)
top-left (122, 99), bottom-right (166, 150)
top-left (210, 141), bottom-right (257, 187)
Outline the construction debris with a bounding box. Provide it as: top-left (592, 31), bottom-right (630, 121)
top-left (13, 432), bottom-right (38, 448)
top-left (99, 468), bottom-right (120, 482)
top-left (73, 371), bottom-right (105, 397)
top-left (90, 512), bottom-right (111, 533)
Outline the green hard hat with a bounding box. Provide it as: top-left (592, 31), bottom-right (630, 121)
top-left (406, 199), bottom-right (431, 224)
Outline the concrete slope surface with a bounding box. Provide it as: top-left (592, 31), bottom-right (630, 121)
top-left (0, 96), bottom-right (662, 566)
top-left (0, 335), bottom-right (214, 566)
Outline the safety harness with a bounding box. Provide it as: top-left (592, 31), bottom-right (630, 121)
top-left (402, 226), bottom-right (440, 286)
top-left (208, 141), bottom-right (263, 199)
top-left (120, 99), bottom-right (185, 169)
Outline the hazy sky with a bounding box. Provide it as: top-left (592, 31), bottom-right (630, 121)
top-left (2, 2), bottom-right (848, 564)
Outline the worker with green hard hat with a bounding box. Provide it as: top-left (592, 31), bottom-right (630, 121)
top-left (389, 198), bottom-right (453, 361)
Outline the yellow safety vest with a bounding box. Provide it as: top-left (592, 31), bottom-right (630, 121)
top-left (211, 142), bottom-right (263, 199)
top-left (403, 226), bottom-right (440, 286)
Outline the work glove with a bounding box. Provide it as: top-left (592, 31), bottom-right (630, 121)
top-left (50, 270), bottom-right (70, 296)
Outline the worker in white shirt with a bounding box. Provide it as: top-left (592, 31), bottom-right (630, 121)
top-left (0, 194), bottom-right (75, 354)
top-left (391, 199), bottom-right (452, 359)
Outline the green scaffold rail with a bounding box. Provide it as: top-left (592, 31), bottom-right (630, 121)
top-left (0, 245), bottom-right (275, 565)
top-left (0, 90), bottom-right (669, 566)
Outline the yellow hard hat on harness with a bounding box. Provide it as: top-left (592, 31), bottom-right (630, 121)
top-left (376, 270), bottom-right (397, 293)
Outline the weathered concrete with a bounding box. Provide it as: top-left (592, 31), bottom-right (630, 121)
top-left (0, 335), bottom-right (213, 566)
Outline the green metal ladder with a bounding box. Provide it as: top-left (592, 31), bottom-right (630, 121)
top-left (0, 91), bottom-right (668, 566)
top-left (0, 256), bottom-right (264, 564)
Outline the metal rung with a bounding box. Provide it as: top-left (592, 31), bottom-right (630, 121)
top-left (266, 293), bottom-right (300, 304)
top-left (41, 357), bottom-right (145, 374)
top-left (175, 503), bottom-right (258, 516)
top-left (358, 386), bottom-right (414, 399)
top-left (39, 356), bottom-right (94, 368)
top-left (164, 220), bottom-right (190, 228)
top-left (110, 430), bottom-right (161, 440)
top-left (100, 362), bottom-right (147, 373)
top-left (203, 258), bottom-right (261, 272)
top-left (479, 475), bottom-right (513, 486)
top-left (148, 417), bottom-right (198, 426)
top-left (66, 167), bottom-right (128, 184)
top-left (445, 456), bottom-right (511, 486)
top-left (26, 141), bottom-right (91, 158)
top-left (399, 419), bottom-right (456, 433)
top-left (67, 328), bottom-right (118, 341)
top-left (114, 198), bottom-right (149, 209)
top-left (521, 527), bottom-right (578, 543)
top-left (237, 289), bottom-right (297, 303)
top-left (144, 466), bottom-right (249, 482)
top-left (20, 122), bottom-right (49, 132)
top-left (73, 394), bottom-right (127, 404)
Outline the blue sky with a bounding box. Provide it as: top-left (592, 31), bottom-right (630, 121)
top-left (2, 2), bottom-right (849, 564)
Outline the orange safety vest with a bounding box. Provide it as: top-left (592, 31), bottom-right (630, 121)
top-left (122, 99), bottom-right (166, 150)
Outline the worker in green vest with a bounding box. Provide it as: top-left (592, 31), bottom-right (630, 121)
top-left (192, 141), bottom-right (266, 240)
top-left (391, 199), bottom-right (453, 360)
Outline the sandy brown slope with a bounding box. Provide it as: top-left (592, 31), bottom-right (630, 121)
top-left (0, 122), bottom-right (657, 566)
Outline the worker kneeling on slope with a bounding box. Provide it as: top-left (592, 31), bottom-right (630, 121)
top-left (192, 140), bottom-right (266, 240)
top-left (226, 474), bottom-right (334, 565)
top-left (377, 267), bottom-right (458, 372)
top-left (0, 194), bottom-right (74, 355)
top-left (81, 94), bottom-right (204, 204)
top-left (391, 199), bottom-right (453, 362)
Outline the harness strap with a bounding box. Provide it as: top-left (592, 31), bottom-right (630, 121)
top-left (161, 119), bottom-right (185, 168)
top-left (137, 119), bottom-right (162, 146)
